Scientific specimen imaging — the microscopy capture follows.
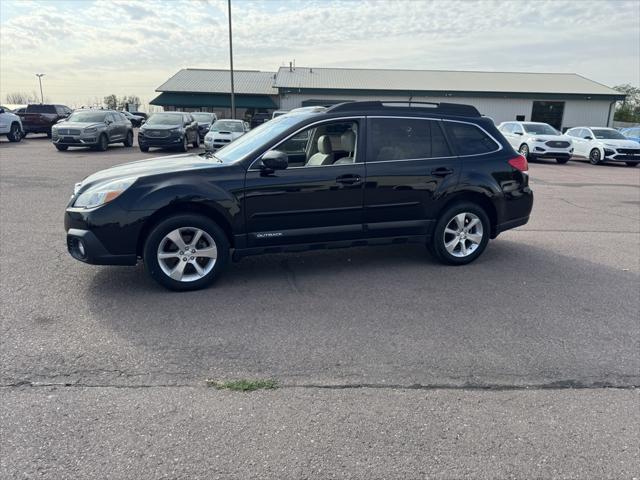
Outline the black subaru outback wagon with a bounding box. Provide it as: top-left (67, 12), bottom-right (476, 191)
top-left (65, 102), bottom-right (533, 291)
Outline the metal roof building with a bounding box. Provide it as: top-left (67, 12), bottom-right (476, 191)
top-left (152, 66), bottom-right (624, 129)
top-left (151, 69), bottom-right (278, 115)
top-left (275, 67), bottom-right (624, 130)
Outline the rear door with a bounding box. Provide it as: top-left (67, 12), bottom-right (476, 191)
top-left (363, 116), bottom-right (459, 238)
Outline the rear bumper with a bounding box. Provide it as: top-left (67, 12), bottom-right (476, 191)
top-left (494, 215), bottom-right (530, 236)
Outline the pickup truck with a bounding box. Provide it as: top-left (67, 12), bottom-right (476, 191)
top-left (19, 104), bottom-right (72, 137)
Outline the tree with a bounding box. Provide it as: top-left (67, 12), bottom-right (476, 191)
top-left (613, 84), bottom-right (640, 123)
top-left (104, 94), bottom-right (118, 110)
top-left (5, 92), bottom-right (38, 104)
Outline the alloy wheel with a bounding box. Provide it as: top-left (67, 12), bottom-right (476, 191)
top-left (442, 212), bottom-right (484, 258)
top-left (589, 149), bottom-right (601, 165)
top-left (157, 227), bottom-right (217, 282)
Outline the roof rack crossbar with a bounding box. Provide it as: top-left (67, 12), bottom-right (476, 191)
top-left (327, 101), bottom-right (480, 117)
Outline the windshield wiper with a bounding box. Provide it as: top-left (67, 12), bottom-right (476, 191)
top-left (201, 151), bottom-right (224, 163)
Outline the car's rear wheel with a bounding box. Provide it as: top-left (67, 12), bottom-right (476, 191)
top-left (7, 123), bottom-right (22, 142)
top-left (96, 133), bottom-right (108, 151)
top-left (430, 203), bottom-right (490, 265)
top-left (143, 214), bottom-right (229, 291)
top-left (589, 148), bottom-right (602, 165)
top-left (55, 144), bottom-right (68, 151)
top-left (556, 157), bottom-right (569, 164)
top-left (123, 131), bottom-right (133, 147)
top-left (519, 144), bottom-right (531, 161)
top-left (625, 161), bottom-right (638, 167)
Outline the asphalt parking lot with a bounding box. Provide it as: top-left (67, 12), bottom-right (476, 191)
top-left (1, 134), bottom-right (639, 478)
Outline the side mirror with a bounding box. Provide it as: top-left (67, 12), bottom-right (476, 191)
top-left (584, 136), bottom-right (593, 140)
top-left (141, 119), bottom-right (145, 125)
top-left (0, 108), bottom-right (4, 114)
top-left (514, 131), bottom-right (523, 136)
top-left (261, 150), bottom-right (288, 170)
top-left (105, 119), bottom-right (112, 125)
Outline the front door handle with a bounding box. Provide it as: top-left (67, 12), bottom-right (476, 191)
top-left (336, 174), bottom-right (361, 185)
top-left (430, 167), bottom-right (454, 177)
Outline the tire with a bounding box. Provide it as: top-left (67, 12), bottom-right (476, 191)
top-left (7, 123), bottom-right (22, 142)
top-left (589, 148), bottom-right (602, 165)
top-left (556, 157), bottom-right (569, 164)
top-left (625, 162), bottom-right (638, 167)
top-left (430, 202), bottom-right (490, 266)
top-left (21, 132), bottom-right (28, 138)
top-left (46, 132), bottom-right (52, 139)
top-left (143, 214), bottom-right (229, 291)
top-left (55, 144), bottom-right (68, 151)
top-left (519, 144), bottom-right (531, 161)
top-left (179, 136), bottom-right (188, 152)
top-left (140, 145), bottom-right (149, 152)
top-left (192, 133), bottom-right (200, 149)
top-left (96, 133), bottom-right (108, 151)
top-left (123, 131), bottom-right (133, 147)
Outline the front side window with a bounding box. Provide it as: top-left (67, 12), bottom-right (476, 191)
top-left (444, 122), bottom-right (499, 156)
top-left (368, 118), bottom-right (451, 162)
top-left (268, 120), bottom-right (359, 167)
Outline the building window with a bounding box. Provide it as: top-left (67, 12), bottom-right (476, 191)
top-left (531, 101), bottom-right (565, 130)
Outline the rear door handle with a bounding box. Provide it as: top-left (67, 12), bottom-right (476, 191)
top-left (430, 167), bottom-right (454, 177)
top-left (336, 174), bottom-right (361, 185)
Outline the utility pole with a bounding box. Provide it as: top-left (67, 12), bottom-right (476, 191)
top-left (227, 0), bottom-right (235, 119)
top-left (35, 73), bottom-right (45, 104)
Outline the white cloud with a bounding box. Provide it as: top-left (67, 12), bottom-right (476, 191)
top-left (1, 0), bottom-right (638, 107)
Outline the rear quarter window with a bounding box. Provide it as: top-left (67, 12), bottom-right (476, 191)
top-left (444, 122), bottom-right (499, 156)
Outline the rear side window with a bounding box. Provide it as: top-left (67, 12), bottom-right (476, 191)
top-left (368, 118), bottom-right (452, 162)
top-left (444, 122), bottom-right (499, 156)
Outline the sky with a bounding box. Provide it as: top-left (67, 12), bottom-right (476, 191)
top-left (1, 0), bottom-right (638, 109)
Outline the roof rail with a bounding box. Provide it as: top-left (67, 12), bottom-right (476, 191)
top-left (327, 101), bottom-right (481, 117)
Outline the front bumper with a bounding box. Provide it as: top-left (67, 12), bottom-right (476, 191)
top-left (138, 132), bottom-right (183, 147)
top-left (66, 228), bottom-right (137, 265)
top-left (530, 145), bottom-right (573, 159)
top-left (603, 148), bottom-right (640, 162)
top-left (52, 132), bottom-right (100, 146)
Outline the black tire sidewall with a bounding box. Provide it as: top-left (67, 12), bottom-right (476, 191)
top-left (143, 214), bottom-right (229, 291)
top-left (589, 148), bottom-right (601, 165)
top-left (556, 158), bottom-right (569, 164)
top-left (124, 131), bottom-right (133, 147)
top-left (519, 144), bottom-right (530, 160)
top-left (8, 123), bottom-right (21, 142)
top-left (140, 145), bottom-right (149, 152)
top-left (193, 134), bottom-right (199, 148)
top-left (98, 134), bottom-right (108, 151)
top-left (179, 136), bottom-right (188, 152)
top-left (55, 144), bottom-right (68, 151)
top-left (431, 202), bottom-right (490, 265)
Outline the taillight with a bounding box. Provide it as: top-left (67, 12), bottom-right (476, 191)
top-left (508, 155), bottom-right (528, 173)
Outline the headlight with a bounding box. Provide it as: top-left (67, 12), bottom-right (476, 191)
top-left (169, 127), bottom-right (182, 134)
top-left (84, 127), bottom-right (98, 133)
top-left (532, 137), bottom-right (545, 142)
top-left (74, 177), bottom-right (136, 209)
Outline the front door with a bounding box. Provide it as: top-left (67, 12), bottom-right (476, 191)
top-left (363, 117), bottom-right (460, 237)
top-left (244, 118), bottom-right (365, 247)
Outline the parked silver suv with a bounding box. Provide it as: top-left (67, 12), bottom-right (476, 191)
top-left (52, 109), bottom-right (134, 151)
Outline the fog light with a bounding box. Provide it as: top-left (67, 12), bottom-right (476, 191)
top-left (77, 240), bottom-right (86, 257)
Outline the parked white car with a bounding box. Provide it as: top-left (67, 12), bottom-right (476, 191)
top-left (0, 106), bottom-right (24, 142)
top-left (203, 119), bottom-right (250, 152)
top-left (564, 127), bottom-right (640, 166)
top-left (498, 121), bottom-right (573, 164)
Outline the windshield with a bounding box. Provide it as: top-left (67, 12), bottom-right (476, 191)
top-left (214, 113), bottom-right (316, 163)
top-left (67, 111), bottom-right (107, 123)
top-left (211, 120), bottom-right (244, 132)
top-left (146, 113), bottom-right (182, 125)
top-left (592, 128), bottom-right (626, 140)
top-left (523, 123), bottom-right (558, 135)
top-left (192, 113), bottom-right (214, 122)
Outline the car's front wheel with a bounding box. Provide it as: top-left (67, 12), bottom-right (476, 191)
top-left (123, 131), bottom-right (134, 147)
top-left (7, 123), bottom-right (22, 142)
top-left (589, 148), bottom-right (602, 165)
top-left (179, 136), bottom-right (188, 152)
top-left (430, 203), bottom-right (490, 265)
top-left (556, 157), bottom-right (569, 164)
top-left (625, 161), bottom-right (638, 167)
top-left (96, 133), bottom-right (108, 151)
top-left (143, 214), bottom-right (229, 291)
top-left (519, 144), bottom-right (531, 161)
top-left (55, 144), bottom-right (68, 151)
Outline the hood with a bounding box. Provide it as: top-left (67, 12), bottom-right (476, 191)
top-left (78, 153), bottom-right (224, 190)
top-left (597, 139), bottom-right (639, 148)
top-left (141, 123), bottom-right (181, 131)
top-left (527, 134), bottom-right (568, 142)
top-left (55, 121), bottom-right (104, 129)
top-left (211, 131), bottom-right (243, 138)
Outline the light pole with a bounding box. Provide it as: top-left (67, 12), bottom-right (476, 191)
top-left (227, 0), bottom-right (235, 119)
top-left (35, 73), bottom-right (45, 104)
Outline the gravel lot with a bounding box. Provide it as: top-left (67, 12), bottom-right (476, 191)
top-left (1, 134), bottom-right (639, 478)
